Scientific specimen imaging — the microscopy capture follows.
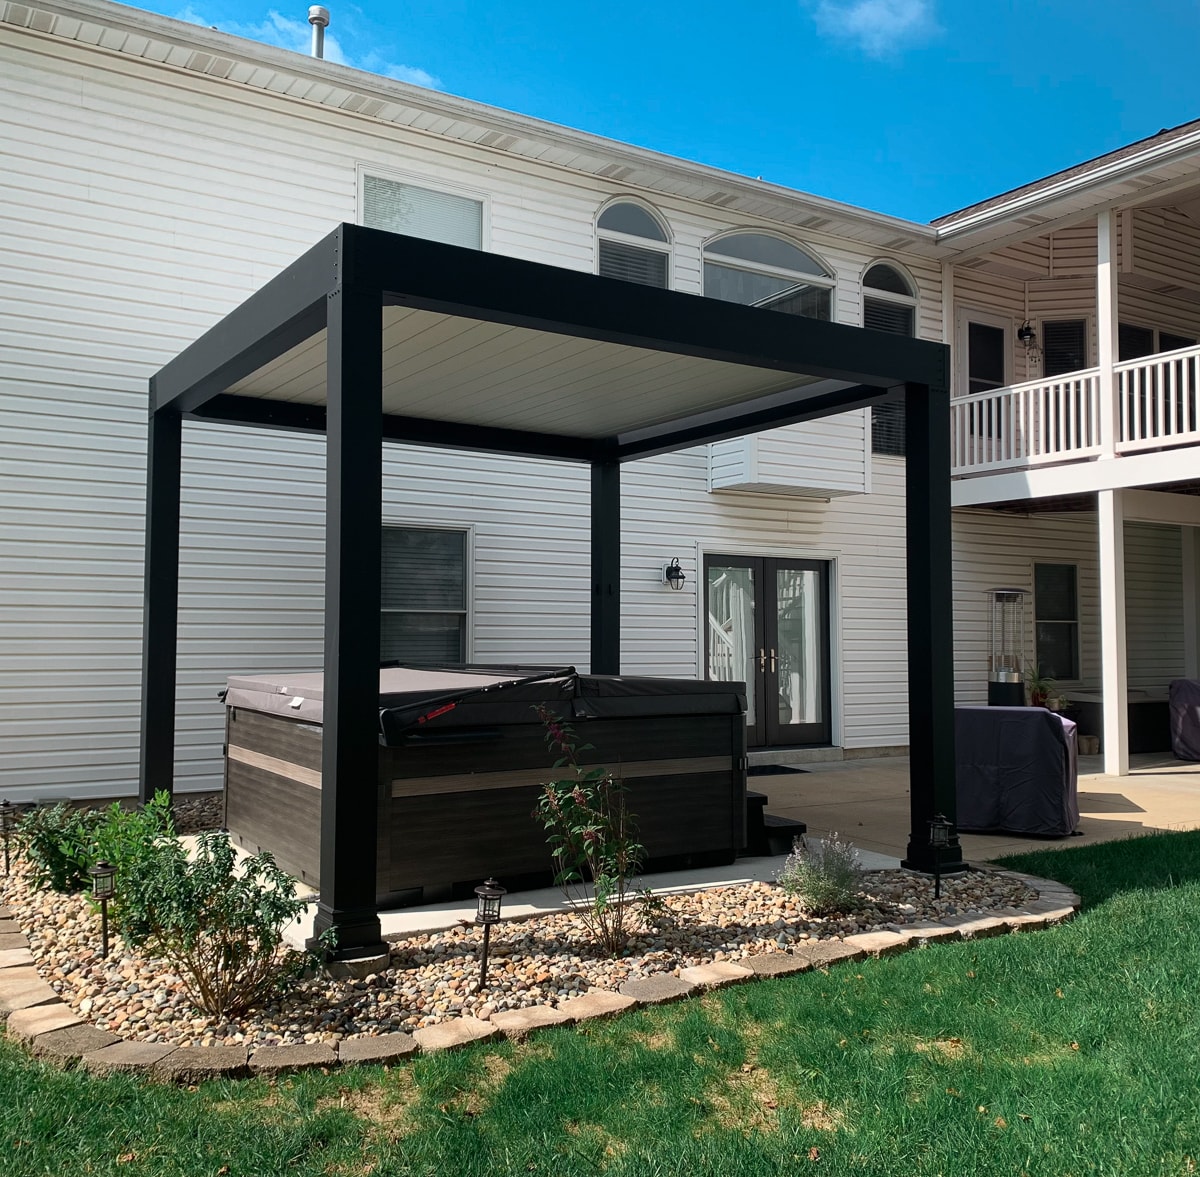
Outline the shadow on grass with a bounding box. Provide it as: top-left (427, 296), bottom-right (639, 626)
top-left (997, 828), bottom-right (1200, 908)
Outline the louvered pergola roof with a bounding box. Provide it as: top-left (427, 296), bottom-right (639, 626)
top-left (150, 225), bottom-right (947, 458)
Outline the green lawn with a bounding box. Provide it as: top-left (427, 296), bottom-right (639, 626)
top-left (3, 833), bottom-right (1199, 1177)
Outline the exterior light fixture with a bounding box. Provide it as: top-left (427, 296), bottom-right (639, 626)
top-left (90, 860), bottom-right (117, 959)
top-left (474, 877), bottom-right (506, 990)
top-left (928, 813), bottom-right (952, 900)
top-left (1017, 320), bottom-right (1039, 352)
top-left (0, 800), bottom-right (14, 877)
top-left (662, 558), bottom-right (686, 591)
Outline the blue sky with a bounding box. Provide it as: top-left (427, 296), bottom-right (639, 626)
top-left (145, 0), bottom-right (1197, 223)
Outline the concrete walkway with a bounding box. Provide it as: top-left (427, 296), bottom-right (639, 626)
top-left (758, 752), bottom-right (1200, 862)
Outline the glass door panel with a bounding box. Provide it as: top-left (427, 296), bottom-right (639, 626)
top-left (766, 560), bottom-right (830, 745)
top-left (705, 560), bottom-right (761, 743)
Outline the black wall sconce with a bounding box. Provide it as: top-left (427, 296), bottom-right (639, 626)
top-left (1017, 320), bottom-right (1039, 354)
top-left (661, 558), bottom-right (686, 591)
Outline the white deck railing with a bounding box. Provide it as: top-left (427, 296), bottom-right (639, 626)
top-left (950, 342), bottom-right (1200, 475)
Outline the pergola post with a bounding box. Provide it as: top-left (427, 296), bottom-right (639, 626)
top-left (901, 382), bottom-right (965, 874)
top-left (139, 407), bottom-right (182, 803)
top-left (311, 283), bottom-right (386, 957)
top-left (591, 458), bottom-right (621, 675)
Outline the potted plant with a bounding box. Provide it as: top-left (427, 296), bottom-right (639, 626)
top-left (1025, 665), bottom-right (1057, 708)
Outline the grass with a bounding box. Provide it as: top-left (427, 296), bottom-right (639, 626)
top-left (2, 834), bottom-right (1199, 1176)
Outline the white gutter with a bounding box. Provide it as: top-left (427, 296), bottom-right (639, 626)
top-left (9, 0), bottom-right (937, 247)
top-left (935, 125), bottom-right (1200, 242)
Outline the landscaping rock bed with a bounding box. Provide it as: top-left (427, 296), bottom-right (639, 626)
top-left (2, 858), bottom-right (1037, 1051)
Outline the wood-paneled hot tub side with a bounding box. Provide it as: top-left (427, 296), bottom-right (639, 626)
top-left (223, 668), bottom-right (747, 909)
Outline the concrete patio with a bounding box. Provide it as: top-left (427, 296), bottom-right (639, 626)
top-left (760, 752), bottom-right (1200, 862)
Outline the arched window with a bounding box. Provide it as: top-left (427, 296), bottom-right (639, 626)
top-left (863, 263), bottom-right (918, 456)
top-left (596, 200), bottom-right (670, 288)
top-left (703, 232), bottom-right (834, 320)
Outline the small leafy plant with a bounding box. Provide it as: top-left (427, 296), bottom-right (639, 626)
top-left (777, 832), bottom-right (863, 916)
top-left (115, 831), bottom-right (317, 1019)
top-left (17, 801), bottom-right (97, 892)
top-left (17, 793), bottom-right (176, 896)
top-left (532, 706), bottom-right (645, 956)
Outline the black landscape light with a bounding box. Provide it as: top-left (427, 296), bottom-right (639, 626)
top-left (0, 800), bottom-right (14, 877)
top-left (929, 813), bottom-right (952, 900)
top-left (474, 877), bottom-right (506, 990)
top-left (90, 860), bottom-right (116, 959)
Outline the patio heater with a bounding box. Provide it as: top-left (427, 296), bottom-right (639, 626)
top-left (987, 589), bottom-right (1028, 706)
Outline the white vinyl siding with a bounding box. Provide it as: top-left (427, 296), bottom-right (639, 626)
top-left (1, 19), bottom-right (945, 799)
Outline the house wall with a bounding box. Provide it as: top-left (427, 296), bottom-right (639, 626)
top-left (952, 512), bottom-right (1183, 701)
top-left (0, 23), bottom-right (944, 800)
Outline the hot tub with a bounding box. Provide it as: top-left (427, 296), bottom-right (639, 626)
top-left (222, 666), bottom-right (747, 908)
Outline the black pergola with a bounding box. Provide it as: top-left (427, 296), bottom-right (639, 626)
top-left (140, 224), bottom-right (962, 959)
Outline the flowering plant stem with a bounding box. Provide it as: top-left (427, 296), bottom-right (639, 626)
top-left (532, 706), bottom-right (645, 957)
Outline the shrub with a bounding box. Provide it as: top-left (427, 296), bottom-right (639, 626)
top-left (777, 832), bottom-right (863, 916)
top-left (532, 706), bottom-right (645, 957)
top-left (17, 802), bottom-right (99, 892)
top-left (17, 793), bottom-right (176, 896)
top-left (114, 831), bottom-right (317, 1019)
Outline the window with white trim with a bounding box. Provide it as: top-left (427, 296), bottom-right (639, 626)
top-left (596, 200), bottom-right (670, 287)
top-left (1119, 322), bottom-right (1197, 360)
top-left (703, 232), bottom-right (834, 319)
top-left (1034, 562), bottom-right (1079, 681)
top-left (863, 263), bottom-right (917, 456)
top-left (1042, 320), bottom-right (1088, 377)
top-left (381, 526), bottom-right (468, 665)
top-left (362, 174), bottom-right (483, 250)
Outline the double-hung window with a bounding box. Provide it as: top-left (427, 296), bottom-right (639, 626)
top-left (380, 526), bottom-right (469, 665)
top-left (362, 173), bottom-right (483, 249)
top-left (1034, 562), bottom-right (1079, 681)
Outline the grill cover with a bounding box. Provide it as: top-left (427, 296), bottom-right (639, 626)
top-left (1169, 679), bottom-right (1200, 761)
top-left (955, 706), bottom-right (1079, 837)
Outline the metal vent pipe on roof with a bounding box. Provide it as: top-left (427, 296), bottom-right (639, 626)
top-left (308, 6), bottom-right (330, 58)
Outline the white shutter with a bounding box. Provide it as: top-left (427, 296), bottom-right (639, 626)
top-left (363, 175), bottom-right (482, 249)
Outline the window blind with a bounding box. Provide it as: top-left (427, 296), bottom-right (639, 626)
top-left (865, 296), bottom-right (914, 456)
top-left (1042, 320), bottom-right (1087, 378)
top-left (598, 239), bottom-right (669, 288)
top-left (363, 175), bottom-right (482, 249)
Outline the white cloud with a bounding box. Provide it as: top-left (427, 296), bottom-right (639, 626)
top-left (174, 7), bottom-right (440, 88)
top-left (810, 0), bottom-right (939, 58)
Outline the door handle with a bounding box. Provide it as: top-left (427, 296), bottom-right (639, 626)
top-left (769, 648), bottom-right (777, 673)
top-left (758, 648), bottom-right (766, 671)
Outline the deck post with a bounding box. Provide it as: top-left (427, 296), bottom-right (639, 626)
top-left (590, 459), bottom-right (621, 675)
top-left (312, 273), bottom-right (386, 958)
top-left (1097, 209), bottom-right (1120, 459)
top-left (138, 407), bottom-right (182, 802)
top-left (901, 381), bottom-right (965, 874)
top-left (1098, 488), bottom-right (1130, 776)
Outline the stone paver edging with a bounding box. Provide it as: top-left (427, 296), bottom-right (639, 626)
top-left (0, 873), bottom-right (1079, 1083)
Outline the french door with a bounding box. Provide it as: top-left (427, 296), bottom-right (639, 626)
top-left (704, 554), bottom-right (831, 748)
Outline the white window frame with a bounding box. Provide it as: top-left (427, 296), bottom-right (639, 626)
top-left (861, 260), bottom-right (919, 328)
top-left (356, 164), bottom-right (491, 250)
top-left (1032, 560), bottom-right (1081, 685)
top-left (380, 519), bottom-right (475, 664)
top-left (954, 306), bottom-right (1013, 399)
top-left (702, 230), bottom-right (836, 318)
top-left (595, 196), bottom-right (672, 287)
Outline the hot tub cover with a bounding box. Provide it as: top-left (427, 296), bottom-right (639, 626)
top-left (955, 706), bottom-right (1079, 837)
top-left (223, 664), bottom-right (747, 742)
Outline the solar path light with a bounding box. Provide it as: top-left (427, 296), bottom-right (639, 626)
top-left (90, 860), bottom-right (117, 959)
top-left (928, 813), bottom-right (953, 900)
top-left (474, 877), bottom-right (506, 991)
